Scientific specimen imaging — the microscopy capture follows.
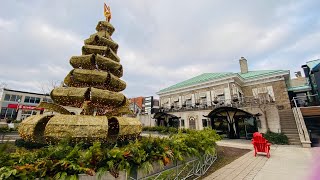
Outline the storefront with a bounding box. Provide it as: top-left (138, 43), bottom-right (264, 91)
top-left (0, 88), bottom-right (51, 121)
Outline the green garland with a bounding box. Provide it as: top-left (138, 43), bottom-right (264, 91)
top-left (0, 129), bottom-right (220, 179)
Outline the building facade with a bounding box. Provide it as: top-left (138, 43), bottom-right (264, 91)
top-left (302, 59), bottom-right (320, 101)
top-left (156, 57), bottom-right (292, 133)
top-left (0, 88), bottom-right (52, 121)
top-left (129, 96), bottom-right (160, 115)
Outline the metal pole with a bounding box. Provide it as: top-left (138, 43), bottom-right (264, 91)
top-left (293, 97), bottom-right (298, 108)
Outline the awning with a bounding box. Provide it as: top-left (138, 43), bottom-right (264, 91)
top-left (153, 112), bottom-right (179, 119)
top-left (204, 106), bottom-right (254, 119)
top-left (7, 104), bottom-right (44, 111)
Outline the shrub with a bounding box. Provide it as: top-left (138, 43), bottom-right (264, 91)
top-left (0, 129), bottom-right (221, 179)
top-left (142, 126), bottom-right (191, 134)
top-left (15, 139), bottom-right (47, 149)
top-left (263, 131), bottom-right (289, 145)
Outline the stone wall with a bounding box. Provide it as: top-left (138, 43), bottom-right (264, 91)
top-left (241, 105), bottom-right (281, 133)
top-left (139, 114), bottom-right (155, 127)
top-left (242, 79), bottom-right (291, 109)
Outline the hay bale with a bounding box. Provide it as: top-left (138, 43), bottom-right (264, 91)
top-left (37, 102), bottom-right (71, 115)
top-left (90, 87), bottom-right (126, 107)
top-left (96, 54), bottom-right (123, 77)
top-left (18, 115), bottom-right (53, 143)
top-left (44, 115), bottom-right (109, 143)
top-left (64, 69), bottom-right (126, 92)
top-left (105, 104), bottom-right (132, 117)
top-left (90, 31), bottom-right (111, 39)
top-left (107, 117), bottom-right (142, 140)
top-left (70, 54), bottom-right (96, 69)
top-left (72, 69), bottom-right (108, 84)
top-left (95, 21), bottom-right (115, 35)
top-left (107, 73), bottom-right (126, 92)
top-left (82, 45), bottom-right (120, 62)
top-left (84, 35), bottom-right (119, 53)
top-left (50, 87), bottom-right (89, 107)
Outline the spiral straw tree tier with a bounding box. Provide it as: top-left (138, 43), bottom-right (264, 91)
top-left (19, 13), bottom-right (142, 144)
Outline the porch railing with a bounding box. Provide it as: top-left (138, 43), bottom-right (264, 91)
top-left (161, 96), bottom-right (275, 113)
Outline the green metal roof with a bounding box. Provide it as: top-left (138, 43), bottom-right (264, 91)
top-left (158, 70), bottom-right (289, 94)
top-left (158, 72), bottom-right (234, 93)
top-left (238, 70), bottom-right (289, 79)
top-left (306, 59), bottom-right (320, 69)
top-left (287, 85), bottom-right (311, 92)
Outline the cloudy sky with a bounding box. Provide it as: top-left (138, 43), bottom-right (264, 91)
top-left (0, 0), bottom-right (320, 98)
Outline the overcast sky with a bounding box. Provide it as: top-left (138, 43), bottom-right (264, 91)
top-left (0, 0), bottom-right (320, 98)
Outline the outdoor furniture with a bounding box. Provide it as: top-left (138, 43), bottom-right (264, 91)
top-left (251, 132), bottom-right (271, 158)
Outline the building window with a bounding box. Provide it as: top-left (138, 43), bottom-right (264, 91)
top-left (200, 97), bottom-right (207, 105)
top-left (185, 99), bottom-right (192, 107)
top-left (217, 94), bottom-right (225, 103)
top-left (43, 98), bottom-right (53, 103)
top-left (4, 94), bottom-right (10, 101)
top-left (180, 119), bottom-right (185, 127)
top-left (35, 97), bottom-right (41, 103)
top-left (0, 107), bottom-right (7, 119)
top-left (21, 110), bottom-right (37, 120)
top-left (252, 86), bottom-right (275, 102)
top-left (202, 119), bottom-right (211, 128)
top-left (1, 108), bottom-right (17, 119)
top-left (202, 119), bottom-right (208, 127)
top-left (24, 96), bottom-right (30, 103)
top-left (3, 94), bottom-right (22, 102)
top-left (24, 96), bottom-right (41, 104)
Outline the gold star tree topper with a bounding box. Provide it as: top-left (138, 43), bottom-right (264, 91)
top-left (104, 3), bottom-right (112, 22)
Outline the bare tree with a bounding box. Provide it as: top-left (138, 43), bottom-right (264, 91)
top-left (0, 82), bottom-right (7, 89)
top-left (0, 82), bottom-right (8, 99)
top-left (37, 80), bottom-right (61, 95)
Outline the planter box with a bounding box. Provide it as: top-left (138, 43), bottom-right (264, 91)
top-left (79, 171), bottom-right (126, 180)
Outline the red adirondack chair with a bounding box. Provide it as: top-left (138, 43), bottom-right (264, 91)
top-left (251, 132), bottom-right (271, 158)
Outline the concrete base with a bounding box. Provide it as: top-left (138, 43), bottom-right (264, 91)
top-left (301, 141), bottom-right (312, 148)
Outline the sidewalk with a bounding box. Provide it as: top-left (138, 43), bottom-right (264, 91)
top-left (205, 139), bottom-right (320, 180)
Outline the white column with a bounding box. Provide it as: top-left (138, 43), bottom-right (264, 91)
top-left (191, 94), bottom-right (195, 106)
top-left (178, 96), bottom-right (182, 107)
top-left (16, 109), bottom-right (22, 121)
top-left (206, 91), bottom-right (211, 106)
top-left (224, 87), bottom-right (231, 104)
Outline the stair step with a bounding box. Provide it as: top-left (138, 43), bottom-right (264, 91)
top-left (287, 135), bottom-right (300, 139)
top-left (289, 142), bottom-right (302, 145)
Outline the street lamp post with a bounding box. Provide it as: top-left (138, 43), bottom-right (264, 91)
top-left (15, 99), bottom-right (21, 121)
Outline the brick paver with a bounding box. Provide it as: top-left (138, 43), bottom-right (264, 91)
top-left (204, 149), bottom-right (270, 180)
top-left (205, 141), bottom-right (319, 180)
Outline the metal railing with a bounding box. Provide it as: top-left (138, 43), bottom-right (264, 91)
top-left (161, 96), bottom-right (276, 113)
top-left (128, 153), bottom-right (217, 180)
top-left (292, 94), bottom-right (320, 108)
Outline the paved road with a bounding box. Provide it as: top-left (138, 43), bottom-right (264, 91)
top-left (205, 139), bottom-right (320, 180)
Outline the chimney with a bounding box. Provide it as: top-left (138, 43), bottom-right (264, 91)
top-left (239, 57), bottom-right (248, 74)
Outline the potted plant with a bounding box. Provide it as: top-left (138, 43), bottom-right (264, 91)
top-left (213, 97), bottom-right (219, 104)
top-left (232, 95), bottom-right (239, 102)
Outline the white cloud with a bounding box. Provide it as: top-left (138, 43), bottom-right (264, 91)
top-left (0, 18), bottom-right (16, 31)
top-left (1, 0), bottom-right (320, 97)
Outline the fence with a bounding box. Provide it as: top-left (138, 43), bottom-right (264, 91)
top-left (128, 153), bottom-right (217, 180)
top-left (162, 96), bottom-right (275, 113)
top-left (291, 94), bottom-right (320, 108)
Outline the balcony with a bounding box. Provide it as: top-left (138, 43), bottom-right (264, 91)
top-left (160, 96), bottom-right (276, 113)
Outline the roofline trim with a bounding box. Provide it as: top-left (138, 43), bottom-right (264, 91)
top-left (157, 71), bottom-right (289, 95)
top-left (2, 88), bottom-right (49, 96)
top-left (157, 75), bottom-right (238, 96)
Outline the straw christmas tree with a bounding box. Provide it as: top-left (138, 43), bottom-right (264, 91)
top-left (19, 4), bottom-right (142, 143)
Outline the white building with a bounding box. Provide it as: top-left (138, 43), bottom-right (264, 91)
top-left (0, 88), bottom-right (52, 121)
